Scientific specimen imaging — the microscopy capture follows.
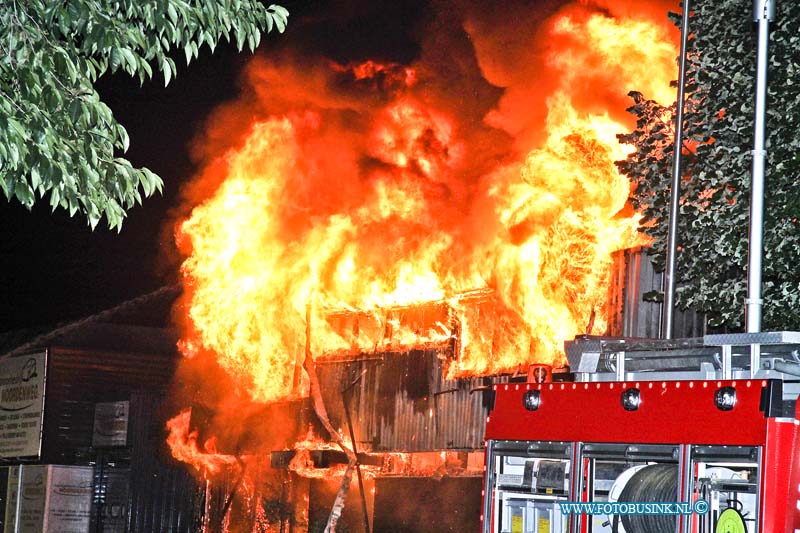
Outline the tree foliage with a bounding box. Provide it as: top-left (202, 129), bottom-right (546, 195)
top-left (0, 0), bottom-right (288, 229)
top-left (618, 1), bottom-right (800, 330)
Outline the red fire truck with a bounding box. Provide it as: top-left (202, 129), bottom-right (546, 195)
top-left (480, 332), bottom-right (800, 533)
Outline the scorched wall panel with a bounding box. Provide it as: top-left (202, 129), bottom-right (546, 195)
top-left (315, 349), bottom-right (507, 452)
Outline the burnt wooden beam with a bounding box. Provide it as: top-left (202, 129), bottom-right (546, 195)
top-left (270, 450), bottom-right (384, 469)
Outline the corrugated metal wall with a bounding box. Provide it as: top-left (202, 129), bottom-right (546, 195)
top-left (607, 247), bottom-right (705, 339)
top-left (36, 347), bottom-right (202, 532)
top-left (126, 393), bottom-right (200, 533)
top-left (316, 350), bottom-right (509, 452)
top-left (41, 347), bottom-right (178, 464)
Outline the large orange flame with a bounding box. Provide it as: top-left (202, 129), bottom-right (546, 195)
top-left (166, 409), bottom-right (239, 476)
top-left (175, 7), bottom-right (677, 405)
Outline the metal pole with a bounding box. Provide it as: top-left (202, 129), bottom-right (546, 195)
top-left (746, 0), bottom-right (774, 333)
top-left (662, 0), bottom-right (691, 340)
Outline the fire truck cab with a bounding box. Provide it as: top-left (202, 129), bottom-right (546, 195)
top-left (481, 332), bottom-right (800, 533)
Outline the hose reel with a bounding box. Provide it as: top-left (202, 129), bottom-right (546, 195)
top-left (616, 464), bottom-right (679, 533)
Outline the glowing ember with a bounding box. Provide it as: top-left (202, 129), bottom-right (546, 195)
top-left (332, 59), bottom-right (417, 89)
top-left (175, 6), bottom-right (677, 403)
top-left (283, 428), bottom-right (480, 480)
top-left (288, 428), bottom-right (377, 480)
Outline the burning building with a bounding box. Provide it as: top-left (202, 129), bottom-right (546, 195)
top-left (164, 1), bottom-right (683, 531)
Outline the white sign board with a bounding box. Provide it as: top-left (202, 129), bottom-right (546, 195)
top-left (17, 465), bottom-right (92, 533)
top-left (0, 353), bottom-right (46, 458)
top-left (17, 465), bottom-right (46, 533)
top-left (92, 401), bottom-right (129, 448)
top-left (44, 466), bottom-right (92, 533)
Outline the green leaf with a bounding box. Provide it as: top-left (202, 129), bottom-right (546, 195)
top-left (140, 57), bottom-right (153, 79)
top-left (89, 212), bottom-right (100, 230)
top-left (15, 181), bottom-right (34, 207)
top-left (162, 57), bottom-right (172, 86)
top-left (136, 168), bottom-right (149, 197)
top-left (8, 144), bottom-right (19, 168)
top-left (269, 5), bottom-right (289, 18)
top-left (167, 3), bottom-right (179, 25)
top-left (110, 47), bottom-right (122, 71)
top-left (117, 125), bottom-right (130, 152)
top-left (30, 166), bottom-right (41, 190)
top-left (119, 48), bottom-right (137, 72)
top-left (274, 14), bottom-right (286, 33)
top-left (235, 25), bottom-right (246, 50)
top-left (7, 118), bottom-right (26, 140)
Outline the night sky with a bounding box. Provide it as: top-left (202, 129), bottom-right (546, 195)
top-left (0, 0), bottom-right (430, 332)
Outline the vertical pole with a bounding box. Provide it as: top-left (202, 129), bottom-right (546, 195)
top-left (203, 478), bottom-right (212, 533)
top-left (94, 449), bottom-right (104, 533)
top-left (662, 0), bottom-right (692, 339)
top-left (746, 0), bottom-right (774, 333)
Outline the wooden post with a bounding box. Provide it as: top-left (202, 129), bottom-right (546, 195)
top-left (303, 303), bottom-right (357, 532)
